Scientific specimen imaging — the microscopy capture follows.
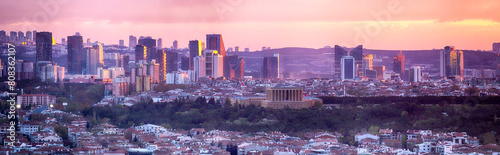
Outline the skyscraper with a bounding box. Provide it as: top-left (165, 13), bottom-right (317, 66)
top-left (204, 50), bottom-right (223, 78)
top-left (341, 56), bottom-right (355, 81)
top-left (441, 46), bottom-right (464, 80)
top-left (349, 45), bottom-right (363, 77)
top-left (36, 32), bottom-right (53, 62)
top-left (409, 66), bottom-right (421, 82)
top-left (32, 30), bottom-right (37, 43)
top-left (173, 40), bottom-right (178, 49)
top-left (334, 45), bottom-right (348, 79)
top-left (393, 51), bottom-right (405, 80)
top-left (85, 43), bottom-right (104, 75)
top-left (18, 31), bottom-right (24, 42)
top-left (227, 55), bottom-right (244, 79)
top-left (10, 31), bottom-right (17, 42)
top-left (67, 34), bottom-right (84, 74)
top-left (157, 38), bottom-right (162, 49)
top-left (119, 39), bottom-right (124, 47)
top-left (180, 56), bottom-right (189, 71)
top-left (262, 56), bottom-right (279, 79)
top-left (0, 30), bottom-right (6, 41)
top-left (165, 51), bottom-right (178, 73)
top-left (193, 56), bottom-right (205, 82)
top-left (26, 31), bottom-right (32, 42)
top-left (206, 34), bottom-right (227, 77)
top-left (362, 54), bottom-right (373, 77)
top-left (497, 54), bottom-right (500, 81)
top-left (189, 40), bottom-right (202, 70)
top-left (493, 42), bottom-right (500, 54)
top-left (119, 54), bottom-right (130, 76)
top-left (373, 66), bottom-right (385, 81)
top-left (135, 45), bottom-right (147, 63)
top-left (129, 35), bottom-right (137, 48)
top-left (138, 37), bottom-right (156, 61)
top-left (156, 50), bottom-right (167, 83)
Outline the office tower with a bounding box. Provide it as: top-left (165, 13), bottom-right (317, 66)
top-left (85, 43), bottom-right (104, 75)
top-left (36, 32), bottom-right (53, 62)
top-left (493, 42), bottom-right (500, 53)
top-left (441, 46), bottom-right (464, 80)
top-left (373, 66), bottom-right (385, 80)
top-left (86, 38), bottom-right (91, 44)
top-left (61, 38), bottom-right (66, 45)
top-left (362, 54), bottom-right (373, 77)
top-left (235, 46), bottom-right (240, 53)
top-left (156, 50), bottom-right (166, 83)
top-left (227, 55), bottom-right (244, 79)
top-left (32, 31), bottom-right (37, 42)
top-left (18, 31), bottom-right (24, 42)
top-left (119, 39), bottom-right (124, 47)
top-left (118, 54), bottom-right (130, 75)
top-left (180, 56), bottom-right (189, 70)
top-left (341, 56), bottom-right (355, 81)
top-left (349, 45), bottom-right (363, 77)
top-left (193, 56), bottom-right (205, 81)
top-left (129, 35), bottom-right (137, 48)
top-left (206, 34), bottom-right (227, 77)
top-left (10, 31), bottom-right (17, 42)
top-left (67, 34), bottom-right (84, 74)
top-left (135, 45), bottom-right (147, 63)
top-left (157, 38), bottom-right (162, 49)
top-left (138, 37), bottom-right (156, 61)
top-left (148, 60), bottom-right (160, 84)
top-left (262, 56), bottom-right (279, 79)
top-left (393, 51), bottom-right (405, 80)
top-left (450, 49), bottom-right (464, 80)
top-left (0, 30), bottom-right (6, 41)
top-left (189, 40), bottom-right (203, 70)
top-left (204, 50), bottom-right (223, 78)
top-left (334, 45), bottom-right (348, 79)
top-left (409, 66), bottom-right (421, 82)
top-left (166, 51), bottom-right (178, 73)
top-left (26, 31), bottom-right (32, 42)
top-left (173, 40), bottom-right (178, 49)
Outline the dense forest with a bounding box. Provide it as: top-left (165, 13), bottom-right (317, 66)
top-left (82, 96), bottom-right (500, 145)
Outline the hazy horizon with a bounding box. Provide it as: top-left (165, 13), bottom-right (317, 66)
top-left (2, 0), bottom-right (500, 51)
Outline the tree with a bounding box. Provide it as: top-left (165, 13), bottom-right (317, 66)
top-left (313, 101), bottom-right (323, 109)
top-left (368, 126), bottom-right (380, 134)
top-left (465, 86), bottom-right (480, 96)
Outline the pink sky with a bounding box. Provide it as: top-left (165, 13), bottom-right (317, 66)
top-left (1, 0), bottom-right (500, 50)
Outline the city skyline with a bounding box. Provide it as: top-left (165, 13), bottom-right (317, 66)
top-left (1, 0), bottom-right (500, 51)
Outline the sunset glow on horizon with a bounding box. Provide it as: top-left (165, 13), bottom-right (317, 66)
top-left (1, 0), bottom-right (500, 51)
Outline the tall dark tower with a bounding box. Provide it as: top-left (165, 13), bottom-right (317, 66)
top-left (189, 40), bottom-right (202, 70)
top-left (227, 55), bottom-right (244, 79)
top-left (157, 50), bottom-right (167, 83)
top-left (36, 32), bottom-right (52, 62)
top-left (67, 34), bottom-right (83, 74)
top-left (138, 37), bottom-right (156, 62)
top-left (262, 56), bottom-right (279, 79)
top-left (206, 34), bottom-right (227, 77)
top-left (349, 45), bottom-right (363, 77)
top-left (334, 45), bottom-right (347, 79)
top-left (165, 51), bottom-right (178, 73)
top-left (135, 45), bottom-right (147, 63)
top-left (393, 51), bottom-right (405, 80)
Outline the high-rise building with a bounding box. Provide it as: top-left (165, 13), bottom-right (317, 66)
top-left (193, 56), bottom-right (205, 82)
top-left (189, 40), bottom-right (203, 70)
top-left (206, 34), bottom-right (228, 77)
top-left (262, 56), bottom-right (279, 79)
top-left (409, 66), bottom-right (421, 82)
top-left (86, 38), bottom-right (91, 44)
top-left (157, 38), bottom-right (162, 49)
top-left (117, 54), bottom-right (130, 76)
top-left (18, 31), bottom-right (24, 42)
top-left (32, 31), bottom-right (37, 43)
top-left (26, 31), bottom-right (32, 42)
top-left (67, 34), bottom-right (84, 74)
top-left (493, 42), bottom-right (500, 53)
top-left (156, 50), bottom-right (166, 83)
top-left (119, 39), bottom-right (124, 47)
top-left (129, 35), bottom-right (137, 48)
top-left (166, 51), bottom-right (178, 73)
top-left (138, 37), bottom-right (156, 61)
top-left (227, 55), bottom-right (244, 79)
top-left (10, 31), bottom-right (17, 42)
top-left (180, 56), bottom-right (189, 71)
top-left (349, 45), bottom-right (363, 77)
top-left (235, 46), bottom-right (240, 53)
top-left (204, 50), bottom-right (223, 78)
top-left (113, 76), bottom-right (130, 97)
top-left (36, 32), bottom-right (53, 62)
top-left (362, 54), bottom-right (373, 77)
top-left (393, 51), bottom-right (405, 80)
top-left (373, 66), bottom-right (385, 81)
top-left (334, 45), bottom-right (348, 79)
top-left (497, 54), bottom-right (500, 81)
top-left (135, 45), bottom-right (147, 63)
top-left (85, 43), bottom-right (104, 75)
top-left (136, 75), bottom-right (151, 93)
top-left (173, 40), bottom-right (178, 49)
top-left (0, 30), bottom-right (6, 41)
top-left (61, 38), bottom-right (66, 45)
top-left (441, 46), bottom-right (464, 80)
top-left (341, 56), bottom-right (355, 81)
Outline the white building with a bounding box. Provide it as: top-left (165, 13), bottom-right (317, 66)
top-left (166, 71), bottom-right (189, 84)
top-left (135, 124), bottom-right (167, 134)
top-left (204, 50), bottom-right (223, 78)
top-left (193, 56), bottom-right (205, 82)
